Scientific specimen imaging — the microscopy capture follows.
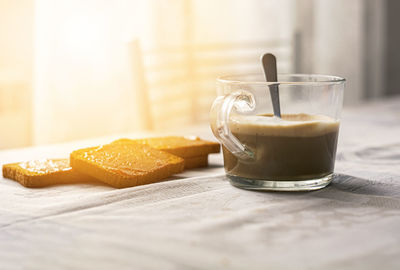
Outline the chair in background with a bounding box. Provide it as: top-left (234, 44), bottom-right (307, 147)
top-left (129, 38), bottom-right (298, 131)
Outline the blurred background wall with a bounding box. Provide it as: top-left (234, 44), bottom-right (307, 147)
top-left (0, 0), bottom-right (399, 149)
top-left (0, 0), bottom-right (34, 148)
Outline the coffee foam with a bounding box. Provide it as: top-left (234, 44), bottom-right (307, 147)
top-left (229, 113), bottom-right (339, 137)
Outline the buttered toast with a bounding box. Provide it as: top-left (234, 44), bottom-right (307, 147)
top-left (70, 140), bottom-right (184, 188)
top-left (130, 136), bottom-right (220, 158)
top-left (2, 159), bottom-right (97, 187)
top-left (3, 136), bottom-right (216, 188)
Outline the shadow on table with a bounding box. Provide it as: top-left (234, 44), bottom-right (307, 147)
top-left (327, 173), bottom-right (400, 197)
top-left (308, 174), bottom-right (400, 210)
top-left (235, 173), bottom-right (399, 197)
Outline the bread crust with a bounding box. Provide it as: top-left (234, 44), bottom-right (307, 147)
top-left (184, 155), bottom-right (208, 169)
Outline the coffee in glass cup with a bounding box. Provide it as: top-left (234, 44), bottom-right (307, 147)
top-left (210, 74), bottom-right (345, 191)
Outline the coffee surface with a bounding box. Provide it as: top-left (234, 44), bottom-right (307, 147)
top-left (223, 113), bottom-right (339, 180)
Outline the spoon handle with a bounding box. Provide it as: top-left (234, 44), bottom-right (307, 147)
top-left (261, 53), bottom-right (281, 118)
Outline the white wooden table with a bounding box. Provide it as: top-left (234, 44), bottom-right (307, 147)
top-left (1, 98), bottom-right (400, 270)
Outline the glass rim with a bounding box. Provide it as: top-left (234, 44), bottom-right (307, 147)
top-left (217, 73), bottom-right (346, 85)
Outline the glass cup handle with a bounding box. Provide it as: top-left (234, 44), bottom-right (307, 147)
top-left (210, 90), bottom-right (256, 160)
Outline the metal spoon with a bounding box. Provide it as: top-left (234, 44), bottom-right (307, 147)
top-left (261, 53), bottom-right (281, 118)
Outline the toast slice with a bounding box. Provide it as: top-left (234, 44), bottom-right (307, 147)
top-left (2, 159), bottom-right (96, 188)
top-left (70, 140), bottom-right (184, 188)
top-left (118, 136), bottom-right (220, 158)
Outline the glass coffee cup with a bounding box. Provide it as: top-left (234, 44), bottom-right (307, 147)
top-left (210, 74), bottom-right (345, 191)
